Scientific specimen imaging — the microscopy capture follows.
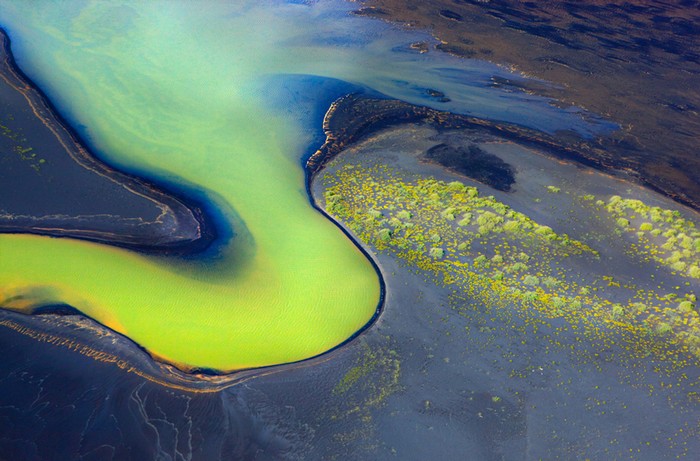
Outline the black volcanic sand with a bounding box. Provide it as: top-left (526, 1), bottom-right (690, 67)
top-left (0, 30), bottom-right (214, 254)
top-left (0, 311), bottom-right (313, 461)
top-left (0, 119), bottom-right (698, 460)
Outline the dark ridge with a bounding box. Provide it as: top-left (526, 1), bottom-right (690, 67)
top-left (485, 4), bottom-right (546, 23)
top-left (562, 2), bottom-right (604, 14)
top-left (0, 28), bottom-right (225, 257)
top-left (439, 9), bottom-right (463, 21)
top-left (498, 20), bottom-right (577, 49)
top-left (589, 34), bottom-right (631, 51)
top-left (306, 94), bottom-right (620, 183)
top-left (568, 21), bottom-right (617, 35)
top-left (424, 143), bottom-right (516, 191)
top-left (670, 18), bottom-right (700, 36)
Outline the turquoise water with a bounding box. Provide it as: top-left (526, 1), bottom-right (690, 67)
top-left (0, 0), bottom-right (616, 370)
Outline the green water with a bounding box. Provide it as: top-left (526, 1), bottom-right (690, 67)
top-left (0, 1), bottom-right (614, 370)
top-left (0, 1), bottom-right (384, 370)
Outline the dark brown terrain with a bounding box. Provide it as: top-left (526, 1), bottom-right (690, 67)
top-left (356, 0), bottom-right (700, 209)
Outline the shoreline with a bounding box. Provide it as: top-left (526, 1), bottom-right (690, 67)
top-left (354, 0), bottom-right (700, 211)
top-left (0, 27), bottom-right (386, 381)
top-left (0, 137), bottom-right (388, 381)
top-left (307, 94), bottom-right (700, 213)
top-left (1, 82), bottom-right (694, 382)
top-left (0, 28), bottom-right (223, 256)
top-left (1, 30), bottom-right (694, 382)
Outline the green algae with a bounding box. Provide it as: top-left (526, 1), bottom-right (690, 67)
top-left (333, 341), bottom-right (401, 399)
top-left (327, 339), bottom-right (401, 453)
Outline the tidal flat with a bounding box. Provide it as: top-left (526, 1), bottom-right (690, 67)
top-left (0, 0), bottom-right (698, 459)
top-left (0, 115), bottom-right (696, 460)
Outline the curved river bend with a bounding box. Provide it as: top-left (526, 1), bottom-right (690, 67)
top-left (0, 0), bottom-right (614, 371)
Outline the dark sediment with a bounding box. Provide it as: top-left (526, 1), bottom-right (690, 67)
top-left (0, 309), bottom-right (311, 461)
top-left (0, 28), bottom-right (218, 255)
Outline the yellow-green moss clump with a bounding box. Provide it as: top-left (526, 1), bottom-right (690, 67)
top-left (323, 164), bottom-right (700, 362)
top-left (604, 196), bottom-right (700, 279)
